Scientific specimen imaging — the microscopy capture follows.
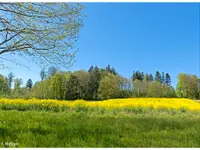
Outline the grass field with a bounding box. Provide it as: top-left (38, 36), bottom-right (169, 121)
top-left (0, 98), bottom-right (200, 147)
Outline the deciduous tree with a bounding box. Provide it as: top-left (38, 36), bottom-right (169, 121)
top-left (176, 73), bottom-right (198, 99)
top-left (98, 73), bottom-right (120, 100)
top-left (0, 3), bottom-right (84, 68)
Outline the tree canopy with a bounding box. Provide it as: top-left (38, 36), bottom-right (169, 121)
top-left (0, 65), bottom-right (199, 100)
top-left (0, 3), bottom-right (84, 68)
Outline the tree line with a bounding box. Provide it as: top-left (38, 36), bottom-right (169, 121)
top-left (0, 65), bottom-right (199, 100)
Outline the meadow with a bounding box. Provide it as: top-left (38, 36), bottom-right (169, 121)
top-left (0, 98), bottom-right (200, 147)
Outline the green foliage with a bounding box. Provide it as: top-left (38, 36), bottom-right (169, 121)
top-left (33, 72), bottom-right (70, 99)
top-left (66, 74), bottom-right (81, 100)
top-left (0, 75), bottom-right (9, 97)
top-left (88, 66), bottom-right (101, 100)
top-left (12, 78), bottom-right (23, 98)
top-left (49, 73), bottom-right (68, 100)
top-left (8, 72), bottom-right (14, 91)
top-left (144, 74), bottom-right (150, 81)
top-left (149, 74), bottom-right (154, 81)
top-left (118, 76), bottom-right (132, 97)
top-left (40, 69), bottom-right (46, 81)
top-left (32, 76), bottom-right (48, 99)
top-left (155, 71), bottom-right (162, 83)
top-left (165, 86), bottom-right (177, 98)
top-left (105, 65), bottom-right (117, 75)
top-left (73, 70), bottom-right (90, 99)
top-left (98, 73), bottom-right (120, 100)
top-left (132, 71), bottom-right (144, 81)
top-left (133, 79), bottom-right (149, 97)
top-left (26, 79), bottom-right (33, 89)
top-left (161, 72), bottom-right (165, 84)
top-left (148, 81), bottom-right (176, 97)
top-left (88, 65), bottom-right (94, 73)
top-left (48, 67), bottom-right (57, 77)
top-left (165, 73), bottom-right (171, 86)
top-left (0, 3), bottom-right (84, 68)
top-left (148, 81), bottom-right (164, 97)
top-left (119, 90), bottom-right (132, 98)
top-left (133, 80), bottom-right (176, 98)
top-left (1, 66), bottom-right (198, 100)
top-left (177, 73), bottom-right (199, 99)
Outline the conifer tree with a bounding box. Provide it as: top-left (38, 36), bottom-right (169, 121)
top-left (8, 72), bottom-right (14, 90)
top-left (66, 74), bottom-right (81, 100)
top-left (88, 66), bottom-right (101, 100)
top-left (161, 72), bottom-right (165, 84)
top-left (165, 73), bottom-right (171, 86)
top-left (144, 74), bottom-right (150, 81)
top-left (26, 79), bottom-right (33, 89)
top-left (149, 74), bottom-right (154, 81)
top-left (88, 65), bottom-right (94, 73)
top-left (155, 71), bottom-right (162, 83)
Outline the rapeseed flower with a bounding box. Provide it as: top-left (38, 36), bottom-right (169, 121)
top-left (0, 98), bottom-right (199, 111)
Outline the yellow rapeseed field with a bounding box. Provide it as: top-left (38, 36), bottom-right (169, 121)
top-left (0, 98), bottom-right (200, 111)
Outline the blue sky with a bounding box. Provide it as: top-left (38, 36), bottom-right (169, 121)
top-left (1, 3), bottom-right (200, 88)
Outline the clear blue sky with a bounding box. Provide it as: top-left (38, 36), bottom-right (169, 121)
top-left (1, 3), bottom-right (200, 88)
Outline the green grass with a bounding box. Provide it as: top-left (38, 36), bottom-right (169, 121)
top-left (0, 109), bottom-right (199, 147)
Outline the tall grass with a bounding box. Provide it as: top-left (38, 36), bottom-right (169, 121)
top-left (0, 109), bottom-right (200, 147)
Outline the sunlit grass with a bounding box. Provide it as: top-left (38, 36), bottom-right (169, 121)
top-left (0, 109), bottom-right (199, 147)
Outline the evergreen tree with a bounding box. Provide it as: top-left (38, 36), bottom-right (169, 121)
top-left (132, 71), bottom-right (144, 81)
top-left (106, 64), bottom-right (117, 75)
top-left (141, 72), bottom-right (144, 81)
top-left (26, 79), bottom-right (33, 89)
top-left (132, 71), bottom-right (137, 82)
top-left (40, 68), bottom-right (46, 81)
top-left (161, 72), bottom-right (165, 84)
top-left (111, 67), bottom-right (117, 75)
top-left (88, 66), bottom-right (101, 100)
top-left (106, 64), bottom-right (112, 73)
top-left (165, 73), bottom-right (171, 86)
top-left (66, 74), bottom-right (81, 100)
top-left (135, 71), bottom-right (140, 80)
top-left (48, 67), bottom-right (57, 76)
top-left (144, 74), bottom-right (150, 81)
top-left (149, 74), bottom-right (154, 81)
top-left (8, 72), bottom-right (14, 90)
top-left (40, 68), bottom-right (47, 99)
top-left (73, 70), bottom-right (90, 99)
top-left (88, 65), bottom-right (94, 73)
top-left (155, 71), bottom-right (162, 83)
